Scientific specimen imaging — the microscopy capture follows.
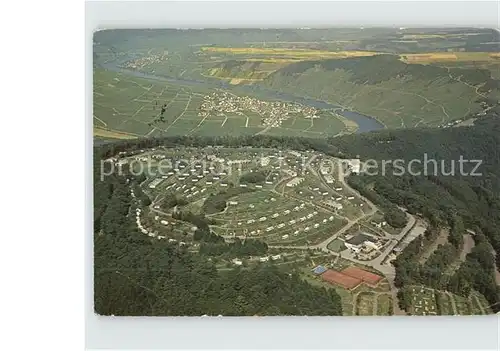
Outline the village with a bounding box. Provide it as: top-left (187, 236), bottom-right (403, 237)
top-left (122, 52), bottom-right (169, 70)
top-left (198, 91), bottom-right (320, 127)
top-left (109, 146), bottom-right (413, 264)
top-left (110, 148), bottom-right (370, 241)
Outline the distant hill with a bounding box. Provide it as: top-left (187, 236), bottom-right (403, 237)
top-left (261, 55), bottom-right (500, 128)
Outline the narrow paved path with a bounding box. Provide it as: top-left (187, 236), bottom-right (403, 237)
top-left (268, 158), bottom-right (419, 314)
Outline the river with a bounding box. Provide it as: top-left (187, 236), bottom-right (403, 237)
top-left (97, 60), bottom-right (385, 133)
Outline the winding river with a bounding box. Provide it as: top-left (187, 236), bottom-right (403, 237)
top-left (98, 60), bottom-right (385, 134)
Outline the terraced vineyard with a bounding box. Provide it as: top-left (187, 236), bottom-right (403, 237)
top-left (262, 55), bottom-right (499, 129)
top-left (93, 69), bottom-right (350, 139)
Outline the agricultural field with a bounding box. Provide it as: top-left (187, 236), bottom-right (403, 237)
top-left (355, 292), bottom-right (376, 316)
top-left (376, 294), bottom-right (393, 316)
top-left (400, 52), bottom-right (500, 64)
top-left (93, 68), bottom-right (260, 138)
top-left (263, 61), bottom-right (497, 129)
top-left (200, 48), bottom-right (500, 84)
top-left (94, 28), bottom-right (500, 135)
top-left (124, 147), bottom-right (367, 246)
top-left (199, 48), bottom-right (382, 83)
top-left (404, 285), bottom-right (492, 316)
top-left (93, 68), bottom-right (349, 139)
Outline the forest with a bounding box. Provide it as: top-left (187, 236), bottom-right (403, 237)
top-left (199, 237), bottom-right (269, 258)
top-left (272, 54), bottom-right (500, 93)
top-left (93, 153), bottom-right (343, 316)
top-left (327, 117), bottom-right (500, 311)
top-left (95, 114), bottom-right (500, 313)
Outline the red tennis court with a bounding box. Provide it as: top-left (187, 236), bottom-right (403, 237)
top-left (321, 269), bottom-right (362, 290)
top-left (341, 267), bottom-right (382, 286)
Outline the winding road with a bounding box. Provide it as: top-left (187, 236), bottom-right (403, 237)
top-left (144, 154), bottom-right (422, 314)
top-left (267, 158), bottom-right (420, 314)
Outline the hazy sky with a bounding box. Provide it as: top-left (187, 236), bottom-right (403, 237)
top-left (86, 1), bottom-right (499, 29)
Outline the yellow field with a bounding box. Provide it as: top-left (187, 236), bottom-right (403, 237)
top-left (400, 52), bottom-right (500, 63)
top-left (244, 58), bottom-right (303, 63)
top-left (202, 47), bottom-right (500, 84)
top-left (201, 47), bottom-right (381, 59)
top-left (203, 47), bottom-right (500, 64)
top-left (229, 78), bottom-right (264, 85)
top-left (243, 40), bottom-right (359, 44)
top-left (402, 33), bottom-right (485, 40)
top-left (94, 126), bottom-right (140, 139)
top-left (402, 34), bottom-right (446, 40)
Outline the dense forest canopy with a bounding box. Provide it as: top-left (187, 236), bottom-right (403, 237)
top-left (273, 55), bottom-right (500, 92)
top-left (94, 114), bottom-right (500, 314)
top-left (328, 117), bottom-right (500, 310)
top-left (94, 151), bottom-right (343, 316)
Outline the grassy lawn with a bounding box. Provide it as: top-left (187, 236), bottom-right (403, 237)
top-left (355, 292), bottom-right (376, 316)
top-left (327, 238), bottom-right (347, 252)
top-left (376, 294), bottom-right (393, 316)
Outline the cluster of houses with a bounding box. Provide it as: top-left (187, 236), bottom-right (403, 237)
top-left (286, 177), bottom-right (304, 187)
top-left (244, 207), bottom-right (337, 238)
top-left (148, 177), bottom-right (164, 189)
top-left (123, 52), bottom-right (169, 70)
top-left (439, 101), bottom-right (495, 129)
top-left (323, 174), bottom-right (335, 184)
top-left (324, 200), bottom-right (344, 211)
top-left (371, 220), bottom-right (388, 228)
top-left (128, 148), bottom-right (367, 247)
top-left (134, 205), bottom-right (187, 246)
top-left (198, 91), bottom-right (320, 128)
top-left (231, 254), bottom-right (282, 266)
top-left (410, 287), bottom-right (438, 316)
top-left (135, 208), bottom-right (165, 239)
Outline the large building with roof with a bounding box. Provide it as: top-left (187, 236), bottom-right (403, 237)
top-left (344, 232), bottom-right (380, 253)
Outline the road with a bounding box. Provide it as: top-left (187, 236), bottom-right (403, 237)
top-left (269, 160), bottom-right (378, 251)
top-left (144, 155), bottom-right (420, 314)
top-left (268, 157), bottom-right (420, 315)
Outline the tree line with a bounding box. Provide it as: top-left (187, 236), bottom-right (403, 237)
top-left (94, 155), bottom-right (342, 316)
top-left (95, 114), bottom-right (500, 312)
top-left (199, 237), bottom-right (269, 258)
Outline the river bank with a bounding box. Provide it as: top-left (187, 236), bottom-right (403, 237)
top-left (97, 59), bottom-right (385, 134)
